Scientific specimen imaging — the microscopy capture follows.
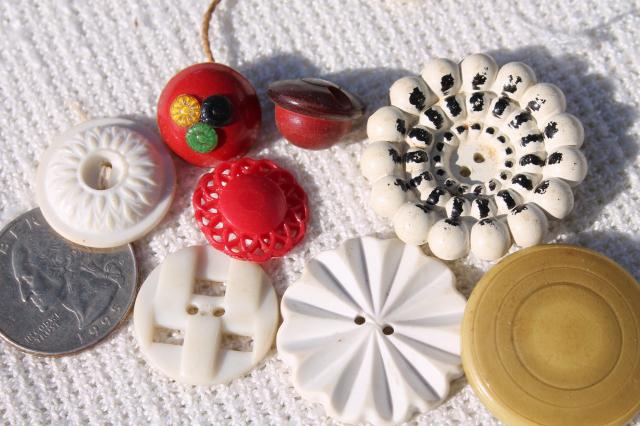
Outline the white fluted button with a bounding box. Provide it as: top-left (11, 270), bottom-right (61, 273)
top-left (277, 237), bottom-right (466, 425)
top-left (36, 118), bottom-right (176, 248)
top-left (520, 83), bottom-right (566, 122)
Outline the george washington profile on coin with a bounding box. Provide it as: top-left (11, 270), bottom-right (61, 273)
top-left (10, 238), bottom-right (123, 330)
top-left (0, 208), bottom-right (137, 356)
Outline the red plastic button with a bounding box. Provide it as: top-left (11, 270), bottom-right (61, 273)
top-left (218, 174), bottom-right (287, 234)
top-left (193, 158), bottom-right (309, 262)
top-left (157, 63), bottom-right (261, 167)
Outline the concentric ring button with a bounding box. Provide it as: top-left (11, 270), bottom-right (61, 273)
top-left (462, 244), bottom-right (640, 426)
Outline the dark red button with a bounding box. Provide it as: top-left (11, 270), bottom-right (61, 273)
top-left (268, 78), bottom-right (365, 150)
top-left (193, 158), bottom-right (309, 262)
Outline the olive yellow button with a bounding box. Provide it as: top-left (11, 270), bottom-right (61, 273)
top-left (462, 244), bottom-right (640, 426)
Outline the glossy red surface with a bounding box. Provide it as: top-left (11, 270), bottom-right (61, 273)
top-left (157, 63), bottom-right (261, 167)
top-left (274, 107), bottom-right (352, 150)
top-left (218, 174), bottom-right (287, 234)
top-left (193, 158), bottom-right (309, 262)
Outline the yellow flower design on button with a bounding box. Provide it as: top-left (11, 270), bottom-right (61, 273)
top-left (170, 94), bottom-right (201, 127)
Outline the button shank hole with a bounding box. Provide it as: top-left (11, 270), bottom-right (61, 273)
top-left (354, 315), bottom-right (365, 325)
top-left (473, 152), bottom-right (485, 163)
top-left (459, 166), bottom-right (471, 177)
top-left (186, 305), bottom-right (198, 315)
top-left (382, 325), bottom-right (394, 335)
top-left (80, 152), bottom-right (123, 190)
top-left (213, 308), bottom-right (225, 317)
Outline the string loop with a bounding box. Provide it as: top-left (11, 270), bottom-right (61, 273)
top-left (201, 0), bottom-right (222, 62)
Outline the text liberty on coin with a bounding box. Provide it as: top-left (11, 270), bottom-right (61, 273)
top-left (0, 209), bottom-right (137, 356)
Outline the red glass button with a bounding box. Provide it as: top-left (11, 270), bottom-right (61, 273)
top-left (193, 158), bottom-right (309, 262)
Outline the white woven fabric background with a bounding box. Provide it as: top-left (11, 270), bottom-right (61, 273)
top-left (0, 0), bottom-right (639, 424)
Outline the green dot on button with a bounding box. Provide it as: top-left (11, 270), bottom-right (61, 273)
top-left (186, 123), bottom-right (218, 153)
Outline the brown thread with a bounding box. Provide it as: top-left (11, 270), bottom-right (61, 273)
top-left (201, 0), bottom-right (222, 63)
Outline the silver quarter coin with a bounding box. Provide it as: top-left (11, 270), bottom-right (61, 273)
top-left (0, 208), bottom-right (137, 356)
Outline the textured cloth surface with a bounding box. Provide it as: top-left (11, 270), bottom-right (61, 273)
top-left (0, 0), bottom-right (639, 424)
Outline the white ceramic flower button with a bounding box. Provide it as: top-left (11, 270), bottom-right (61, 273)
top-left (36, 118), bottom-right (176, 248)
top-left (133, 245), bottom-right (279, 385)
top-left (360, 54), bottom-right (588, 261)
top-left (277, 237), bottom-right (466, 425)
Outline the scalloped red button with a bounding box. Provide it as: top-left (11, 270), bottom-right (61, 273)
top-left (193, 158), bottom-right (309, 262)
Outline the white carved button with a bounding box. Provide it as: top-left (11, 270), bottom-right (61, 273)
top-left (36, 118), bottom-right (176, 248)
top-left (277, 237), bottom-right (466, 425)
top-left (133, 245), bottom-right (278, 385)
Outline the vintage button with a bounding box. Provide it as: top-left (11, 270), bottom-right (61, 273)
top-left (0, 208), bottom-right (137, 356)
top-left (268, 78), bottom-right (365, 150)
top-left (360, 53), bottom-right (587, 261)
top-left (462, 244), bottom-right (640, 426)
top-left (157, 63), bottom-right (261, 167)
top-left (277, 237), bottom-right (466, 425)
top-left (36, 118), bottom-right (176, 248)
top-left (193, 158), bottom-right (309, 262)
top-left (133, 245), bottom-right (278, 385)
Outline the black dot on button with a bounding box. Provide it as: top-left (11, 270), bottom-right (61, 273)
top-left (201, 95), bottom-right (233, 127)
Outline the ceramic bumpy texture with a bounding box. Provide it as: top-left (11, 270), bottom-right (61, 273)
top-left (277, 237), bottom-right (466, 425)
top-left (361, 54), bottom-right (587, 260)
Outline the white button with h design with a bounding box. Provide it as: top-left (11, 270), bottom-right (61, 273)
top-left (133, 245), bottom-right (278, 385)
